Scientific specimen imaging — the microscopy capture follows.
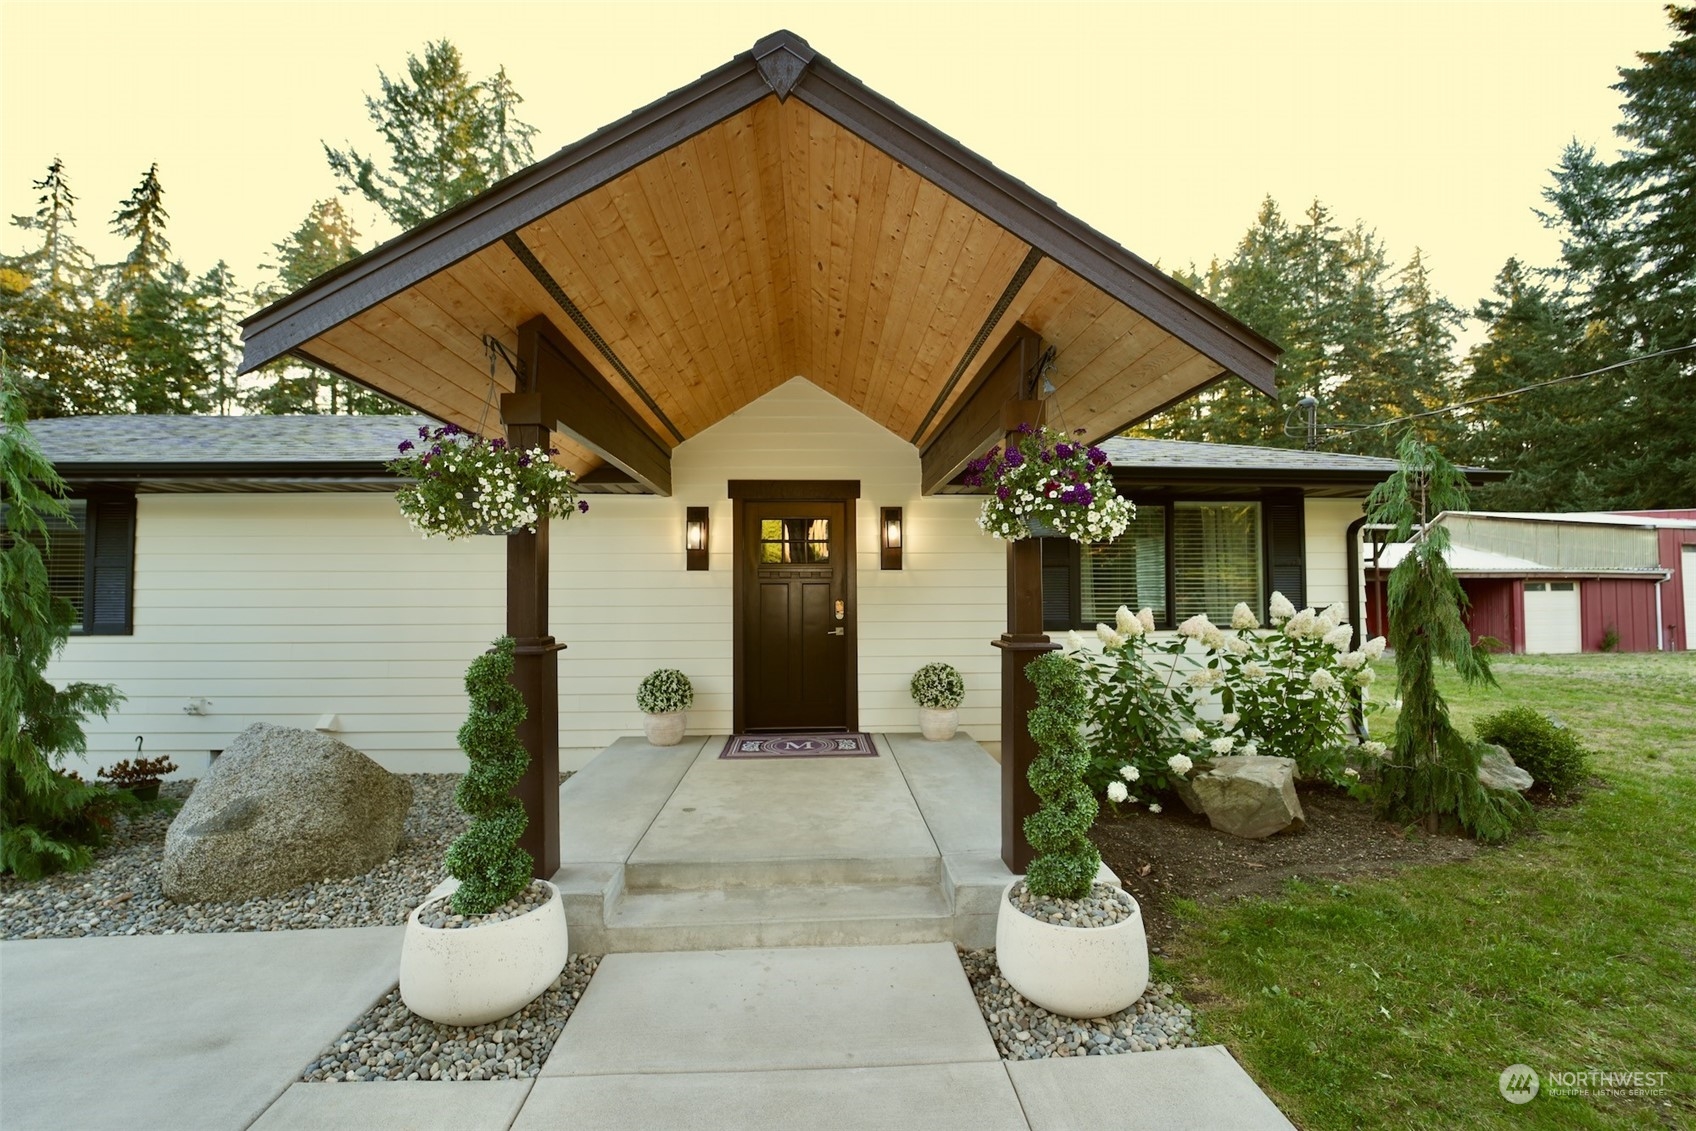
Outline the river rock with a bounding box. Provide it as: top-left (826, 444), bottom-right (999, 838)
top-left (1190, 755), bottom-right (1305, 839)
top-left (162, 723), bottom-right (412, 901)
top-left (1476, 744), bottom-right (1534, 793)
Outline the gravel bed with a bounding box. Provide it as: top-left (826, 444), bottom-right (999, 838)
top-left (417, 880), bottom-right (554, 929)
top-left (1007, 879), bottom-right (1133, 927)
top-left (0, 774), bottom-right (469, 940)
top-left (301, 956), bottom-right (600, 1082)
top-left (958, 948), bottom-right (1198, 1060)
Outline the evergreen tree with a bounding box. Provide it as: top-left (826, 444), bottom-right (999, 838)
top-left (9, 158), bottom-right (93, 292)
top-left (110, 163), bottom-right (172, 297)
top-left (192, 261), bottom-right (244, 415)
top-left (123, 261), bottom-right (213, 415)
top-left (324, 40), bottom-right (538, 230)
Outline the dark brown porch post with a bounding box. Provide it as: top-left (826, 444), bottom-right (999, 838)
top-left (503, 410), bottom-right (562, 880)
top-left (994, 402), bottom-right (1058, 874)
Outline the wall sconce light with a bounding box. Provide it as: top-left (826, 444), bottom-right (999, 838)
top-left (880, 506), bottom-right (903, 571)
top-left (685, 506), bottom-right (709, 571)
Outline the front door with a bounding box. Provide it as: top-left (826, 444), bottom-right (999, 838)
top-left (737, 498), bottom-right (854, 731)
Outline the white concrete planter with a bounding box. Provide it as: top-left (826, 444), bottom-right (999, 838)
top-left (995, 880), bottom-right (1148, 1019)
top-left (642, 710), bottom-right (686, 746)
top-left (918, 707), bottom-right (959, 741)
top-left (399, 878), bottom-right (568, 1026)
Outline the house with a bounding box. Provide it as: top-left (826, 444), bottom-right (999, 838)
top-left (33, 413), bottom-right (1449, 775)
top-left (1365, 510), bottom-right (1696, 653)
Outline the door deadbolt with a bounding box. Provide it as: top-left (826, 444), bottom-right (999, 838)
top-left (834, 599), bottom-right (845, 621)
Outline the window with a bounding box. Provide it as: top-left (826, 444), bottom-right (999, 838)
top-left (1081, 504), bottom-right (1167, 625)
top-left (758, 517), bottom-right (830, 564)
top-left (1172, 502), bottom-right (1262, 623)
top-left (0, 494), bottom-right (135, 634)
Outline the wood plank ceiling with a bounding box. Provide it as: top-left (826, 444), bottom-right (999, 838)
top-left (292, 94), bottom-right (1234, 483)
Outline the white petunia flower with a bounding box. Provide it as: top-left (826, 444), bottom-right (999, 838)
top-left (1221, 712), bottom-right (1240, 731)
top-left (1363, 636), bottom-right (1388, 660)
top-left (1269, 591), bottom-right (1297, 623)
top-left (1120, 765), bottom-right (1140, 782)
top-left (1138, 608), bottom-right (1157, 634)
top-left (1117, 606), bottom-right (1143, 637)
top-left (1323, 625), bottom-right (1355, 651)
top-left (1167, 753), bottom-right (1194, 776)
top-left (1148, 802), bottom-right (1163, 814)
top-left (1231, 602), bottom-right (1261, 630)
top-left (1210, 736), bottom-right (1237, 755)
top-left (1180, 726), bottom-right (1204, 744)
top-left (1106, 780), bottom-right (1129, 803)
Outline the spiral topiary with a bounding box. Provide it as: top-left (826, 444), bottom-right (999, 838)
top-left (1022, 650), bottom-right (1101, 899)
top-left (444, 636), bottom-right (533, 915)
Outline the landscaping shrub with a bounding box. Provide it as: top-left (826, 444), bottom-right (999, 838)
top-left (636, 668), bottom-right (693, 714)
top-left (1475, 706), bottom-right (1590, 798)
top-left (1022, 651), bottom-right (1100, 899)
top-left (909, 662), bottom-right (965, 710)
top-left (445, 637), bottom-right (532, 915)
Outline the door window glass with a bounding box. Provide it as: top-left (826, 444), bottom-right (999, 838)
top-left (758, 518), bottom-right (830, 563)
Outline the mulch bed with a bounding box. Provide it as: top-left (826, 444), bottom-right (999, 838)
top-left (1090, 787), bottom-right (1481, 944)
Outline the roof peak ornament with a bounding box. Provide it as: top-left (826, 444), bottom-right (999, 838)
top-left (752, 30), bottom-right (816, 101)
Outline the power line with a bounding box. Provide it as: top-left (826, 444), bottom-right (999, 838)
top-left (1303, 343), bottom-right (1696, 445)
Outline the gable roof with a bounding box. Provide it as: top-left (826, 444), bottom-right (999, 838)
top-left (236, 31), bottom-right (1281, 482)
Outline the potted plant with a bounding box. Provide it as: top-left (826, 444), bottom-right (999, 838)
top-left (97, 755), bottom-right (178, 802)
top-left (399, 636), bottom-right (568, 1026)
top-left (386, 423), bottom-right (589, 540)
top-left (909, 662), bottom-right (965, 741)
top-left (995, 650), bottom-right (1148, 1019)
top-left (637, 669), bottom-right (693, 746)
top-left (966, 424), bottom-right (1134, 543)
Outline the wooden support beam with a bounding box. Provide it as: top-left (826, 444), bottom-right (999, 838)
top-left (515, 315), bottom-right (674, 497)
top-left (993, 398), bottom-right (1058, 875)
top-left (919, 324), bottom-right (1043, 496)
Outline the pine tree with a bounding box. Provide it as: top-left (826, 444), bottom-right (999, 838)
top-left (9, 158), bottom-right (93, 292)
top-left (193, 261), bottom-right (244, 415)
top-left (324, 40), bottom-right (538, 230)
top-left (124, 261), bottom-right (213, 415)
top-left (110, 164), bottom-right (172, 297)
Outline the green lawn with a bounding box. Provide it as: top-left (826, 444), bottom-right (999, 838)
top-left (1163, 652), bottom-right (1696, 1129)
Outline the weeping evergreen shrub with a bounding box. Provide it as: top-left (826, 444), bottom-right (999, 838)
top-left (1, 386), bottom-right (127, 879)
top-left (444, 636), bottom-right (533, 915)
top-left (1365, 434), bottom-right (1528, 842)
top-left (1023, 650), bottom-right (1100, 899)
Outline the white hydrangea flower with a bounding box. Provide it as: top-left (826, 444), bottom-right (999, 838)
top-left (1344, 767), bottom-right (1360, 778)
top-left (1285, 609), bottom-right (1318, 639)
top-left (1231, 602), bottom-right (1261, 630)
top-left (1221, 712), bottom-right (1240, 731)
top-left (1240, 740), bottom-right (1259, 757)
top-left (1362, 740), bottom-right (1388, 758)
top-left (1177, 613), bottom-right (1215, 639)
top-left (1337, 650), bottom-right (1367, 670)
top-left (1186, 667), bottom-right (1219, 689)
top-left (1106, 780), bottom-right (1129, 803)
top-left (1138, 608), bottom-right (1157, 634)
top-left (1242, 661), bottom-right (1268, 680)
top-left (1180, 726), bottom-right (1204, 744)
top-left (1268, 591), bottom-right (1297, 623)
top-left (1323, 602), bottom-right (1349, 624)
top-left (1097, 623), bottom-right (1123, 650)
top-left (1065, 630), bottom-right (1085, 653)
top-left (1224, 635), bottom-right (1252, 655)
top-left (1210, 736), bottom-right (1237, 755)
top-left (1323, 624), bottom-right (1355, 651)
top-left (1148, 802), bottom-right (1163, 814)
top-left (1356, 668), bottom-right (1377, 686)
top-left (1363, 636), bottom-right (1388, 660)
top-left (1116, 606), bottom-right (1143, 637)
top-left (1201, 626), bottom-right (1227, 650)
top-left (1310, 669), bottom-right (1339, 692)
top-left (1119, 764), bottom-right (1140, 782)
top-left (1167, 753), bottom-right (1194, 776)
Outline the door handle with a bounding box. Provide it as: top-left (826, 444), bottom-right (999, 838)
top-left (826, 627), bottom-right (845, 636)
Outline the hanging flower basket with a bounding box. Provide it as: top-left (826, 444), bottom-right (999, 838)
top-left (387, 424), bottom-right (588, 540)
top-left (967, 424), bottom-right (1133, 544)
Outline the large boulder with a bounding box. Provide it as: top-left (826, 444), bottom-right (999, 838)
top-left (1190, 755), bottom-right (1305, 839)
top-left (163, 723), bottom-right (412, 902)
top-left (1477, 744), bottom-right (1534, 793)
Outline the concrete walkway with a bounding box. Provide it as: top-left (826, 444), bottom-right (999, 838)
top-left (2, 930), bottom-right (1295, 1131)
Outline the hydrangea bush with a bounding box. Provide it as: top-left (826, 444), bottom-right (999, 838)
top-left (636, 669), bottom-right (694, 715)
top-left (387, 423), bottom-right (587, 540)
top-left (909, 662), bottom-right (965, 710)
top-left (1069, 593), bottom-right (1386, 811)
top-left (968, 424), bottom-right (1134, 543)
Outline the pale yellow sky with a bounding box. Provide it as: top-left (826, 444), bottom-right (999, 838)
top-left (0, 0), bottom-right (1672, 323)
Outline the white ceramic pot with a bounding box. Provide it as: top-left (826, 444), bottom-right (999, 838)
top-left (399, 878), bottom-right (568, 1026)
top-left (643, 710), bottom-right (686, 746)
top-left (919, 707), bottom-right (959, 741)
top-left (995, 879), bottom-right (1148, 1019)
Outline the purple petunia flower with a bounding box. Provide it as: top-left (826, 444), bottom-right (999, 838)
top-left (1039, 448), bottom-right (1053, 463)
top-left (428, 445), bottom-right (443, 457)
top-left (578, 500), bottom-right (590, 514)
top-left (1054, 442), bottom-right (1073, 460)
top-left (963, 473), bottom-right (983, 487)
top-left (417, 426), bottom-right (430, 439)
top-left (397, 440), bottom-right (414, 453)
top-left (443, 423), bottom-right (461, 436)
top-left (996, 485), bottom-right (1011, 500)
top-left (1004, 448), bottom-right (1024, 468)
top-left (1088, 446), bottom-right (1107, 466)
top-left (518, 455), bottom-right (531, 468)
top-left (1018, 422), bottom-right (1035, 435)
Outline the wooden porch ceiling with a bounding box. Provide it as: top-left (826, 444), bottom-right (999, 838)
top-left (241, 32), bottom-right (1281, 489)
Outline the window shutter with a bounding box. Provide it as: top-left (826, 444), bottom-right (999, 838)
top-left (1040, 538), bottom-right (1079, 631)
top-left (1263, 493), bottom-right (1305, 614)
top-left (86, 496), bottom-right (136, 635)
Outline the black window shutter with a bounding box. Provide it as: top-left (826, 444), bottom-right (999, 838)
top-left (1263, 492), bottom-right (1305, 613)
top-left (86, 496), bottom-right (136, 635)
top-left (1040, 537), bottom-right (1080, 631)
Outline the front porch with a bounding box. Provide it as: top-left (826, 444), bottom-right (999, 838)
top-left (553, 732), bottom-right (1101, 952)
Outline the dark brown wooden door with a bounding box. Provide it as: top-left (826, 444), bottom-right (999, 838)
top-left (740, 499), bottom-right (851, 731)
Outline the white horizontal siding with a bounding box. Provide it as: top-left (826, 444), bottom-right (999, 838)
top-left (1304, 498), bottom-right (1363, 613)
top-left (48, 378), bottom-right (1009, 776)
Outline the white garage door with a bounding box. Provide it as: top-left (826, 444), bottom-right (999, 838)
top-left (1524, 581), bottom-right (1582, 654)
top-left (1683, 547), bottom-right (1696, 650)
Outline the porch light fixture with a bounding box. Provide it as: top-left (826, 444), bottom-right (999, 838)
top-left (685, 507), bottom-right (709, 571)
top-left (880, 506), bottom-right (903, 571)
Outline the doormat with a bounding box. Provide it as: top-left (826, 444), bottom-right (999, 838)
top-left (720, 733), bottom-right (878, 759)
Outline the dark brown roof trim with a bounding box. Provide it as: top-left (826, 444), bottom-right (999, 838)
top-left (241, 30), bottom-right (1281, 399)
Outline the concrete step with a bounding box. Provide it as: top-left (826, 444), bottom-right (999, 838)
top-left (622, 853), bottom-right (941, 892)
top-left (598, 881), bottom-right (955, 952)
